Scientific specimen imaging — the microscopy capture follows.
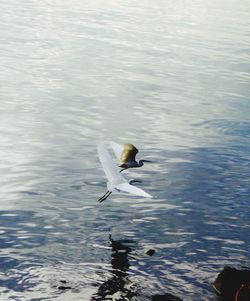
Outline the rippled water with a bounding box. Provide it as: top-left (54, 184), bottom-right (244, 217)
top-left (0, 0), bottom-right (250, 300)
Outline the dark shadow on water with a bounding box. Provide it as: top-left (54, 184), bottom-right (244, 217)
top-left (91, 234), bottom-right (137, 300)
top-left (91, 234), bottom-right (183, 301)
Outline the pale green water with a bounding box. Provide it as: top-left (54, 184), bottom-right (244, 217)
top-left (0, 0), bottom-right (250, 300)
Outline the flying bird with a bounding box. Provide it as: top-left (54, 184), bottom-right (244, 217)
top-left (110, 142), bottom-right (152, 172)
top-left (97, 144), bottom-right (152, 203)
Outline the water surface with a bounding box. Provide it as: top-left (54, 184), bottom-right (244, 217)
top-left (0, 0), bottom-right (250, 300)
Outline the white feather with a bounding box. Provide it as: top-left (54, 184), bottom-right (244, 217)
top-left (97, 144), bottom-right (125, 186)
top-left (109, 141), bottom-right (123, 161)
top-left (116, 183), bottom-right (152, 198)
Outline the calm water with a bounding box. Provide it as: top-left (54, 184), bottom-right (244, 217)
top-left (0, 0), bottom-right (250, 300)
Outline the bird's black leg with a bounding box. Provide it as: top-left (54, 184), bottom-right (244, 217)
top-left (98, 191), bottom-right (108, 202)
top-left (98, 191), bottom-right (112, 203)
top-left (119, 164), bottom-right (128, 173)
top-left (98, 191), bottom-right (109, 202)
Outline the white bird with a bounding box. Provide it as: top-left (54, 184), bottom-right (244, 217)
top-left (97, 144), bottom-right (152, 203)
top-left (110, 142), bottom-right (152, 172)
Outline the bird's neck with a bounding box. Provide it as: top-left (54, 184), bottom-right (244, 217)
top-left (138, 160), bottom-right (144, 166)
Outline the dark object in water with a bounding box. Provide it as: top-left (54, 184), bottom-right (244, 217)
top-left (213, 266), bottom-right (250, 300)
top-left (52, 280), bottom-right (73, 291)
top-left (146, 249), bottom-right (156, 256)
top-left (151, 293), bottom-right (183, 301)
top-left (58, 285), bottom-right (72, 290)
top-left (234, 284), bottom-right (250, 301)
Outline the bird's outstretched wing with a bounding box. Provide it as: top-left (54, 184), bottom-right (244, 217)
top-left (97, 144), bottom-right (125, 184)
top-left (110, 141), bottom-right (124, 161)
top-left (116, 182), bottom-right (152, 198)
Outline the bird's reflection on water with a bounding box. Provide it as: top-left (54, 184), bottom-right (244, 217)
top-left (91, 235), bottom-right (182, 301)
top-left (91, 234), bottom-right (137, 300)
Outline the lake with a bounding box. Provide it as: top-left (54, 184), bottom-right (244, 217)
top-left (0, 0), bottom-right (249, 300)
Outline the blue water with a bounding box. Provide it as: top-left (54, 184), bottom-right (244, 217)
top-left (0, 0), bottom-right (250, 300)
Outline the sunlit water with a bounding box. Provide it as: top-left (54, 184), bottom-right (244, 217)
top-left (0, 0), bottom-right (250, 300)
